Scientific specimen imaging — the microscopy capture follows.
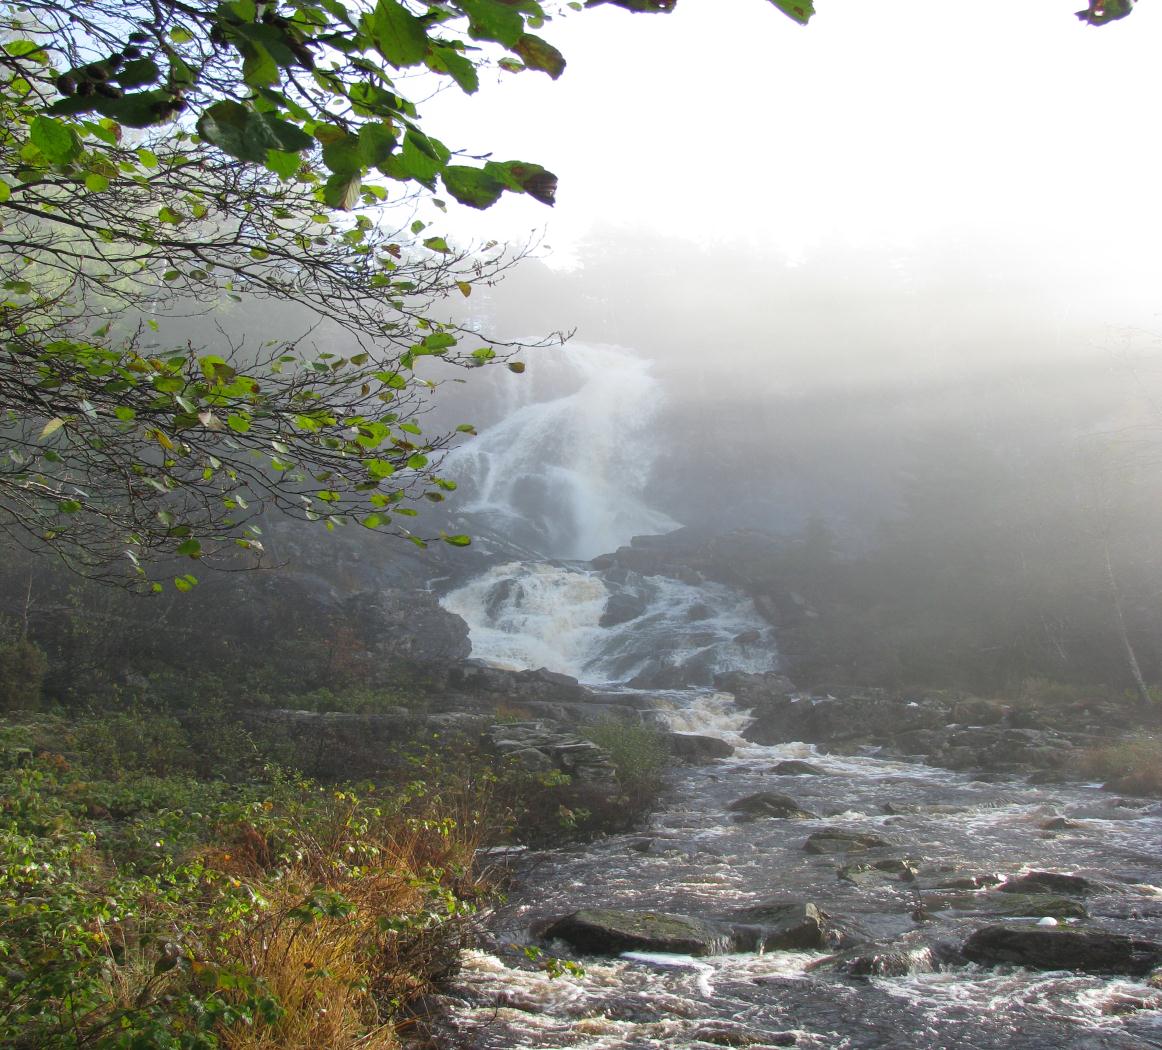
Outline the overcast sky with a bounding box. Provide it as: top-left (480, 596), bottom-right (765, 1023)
top-left (424, 0), bottom-right (1162, 386)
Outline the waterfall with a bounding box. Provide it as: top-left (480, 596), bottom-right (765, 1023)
top-left (444, 343), bottom-right (679, 562)
top-left (439, 342), bottom-right (779, 686)
top-left (440, 559), bottom-right (778, 687)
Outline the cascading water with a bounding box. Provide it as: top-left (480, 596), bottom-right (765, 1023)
top-left (443, 343), bottom-right (679, 562)
top-left (440, 341), bottom-right (778, 687)
top-left (441, 561), bottom-right (778, 686)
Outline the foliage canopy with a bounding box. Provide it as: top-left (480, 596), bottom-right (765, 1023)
top-left (0, 0), bottom-right (1136, 586)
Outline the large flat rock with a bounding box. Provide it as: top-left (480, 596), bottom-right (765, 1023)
top-left (962, 925), bottom-right (1162, 975)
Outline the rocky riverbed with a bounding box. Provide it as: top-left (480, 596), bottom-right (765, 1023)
top-left (406, 689), bottom-right (1162, 1050)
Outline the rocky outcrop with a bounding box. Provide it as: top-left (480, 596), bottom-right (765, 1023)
top-left (962, 926), bottom-right (1162, 975)
top-left (768, 760), bottom-right (824, 776)
top-left (543, 900), bottom-right (859, 958)
top-left (484, 721), bottom-right (617, 787)
top-left (929, 893), bottom-right (1088, 920)
top-left (724, 678), bottom-right (1090, 778)
top-left (740, 688), bottom-right (949, 748)
top-left (839, 858), bottom-right (919, 885)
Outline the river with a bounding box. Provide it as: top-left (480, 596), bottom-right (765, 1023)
top-left (417, 344), bottom-right (1162, 1050)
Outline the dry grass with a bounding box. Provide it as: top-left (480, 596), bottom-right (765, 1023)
top-left (213, 795), bottom-right (488, 1050)
top-left (1080, 732), bottom-right (1162, 796)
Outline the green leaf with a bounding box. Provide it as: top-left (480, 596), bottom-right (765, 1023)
top-left (322, 131), bottom-right (362, 175)
top-left (137, 148), bottom-right (159, 168)
top-left (58, 498), bottom-right (83, 514)
top-left (323, 171), bottom-right (362, 210)
top-left (176, 538), bottom-right (202, 557)
top-left (173, 573), bottom-right (198, 591)
top-left (1075, 0), bottom-right (1135, 24)
top-left (30, 116), bottom-right (80, 164)
top-left (364, 0), bottom-right (430, 67)
top-left (484, 160), bottom-right (557, 204)
top-left (441, 533), bottom-right (472, 547)
top-left (513, 34), bottom-right (565, 79)
top-left (423, 236), bottom-right (451, 253)
top-left (442, 165), bottom-right (506, 209)
top-left (358, 123), bottom-right (397, 167)
top-left (460, 0), bottom-right (525, 46)
top-left (40, 417), bottom-right (65, 439)
top-left (767, 0), bottom-right (815, 24)
top-left (0, 181), bottom-right (9, 203)
top-left (197, 101), bottom-right (313, 164)
top-left (422, 331), bottom-right (456, 351)
top-left (92, 90), bottom-right (177, 128)
top-left (265, 149), bottom-right (301, 179)
top-left (430, 46), bottom-right (480, 93)
top-left (115, 58), bottom-right (161, 89)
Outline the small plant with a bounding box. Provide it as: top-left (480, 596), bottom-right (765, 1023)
top-left (518, 944), bottom-right (585, 980)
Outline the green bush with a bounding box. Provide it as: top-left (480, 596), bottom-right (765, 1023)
top-left (580, 720), bottom-right (670, 816)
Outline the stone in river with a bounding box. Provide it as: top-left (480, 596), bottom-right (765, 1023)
top-left (669, 732), bottom-right (734, 763)
top-left (769, 760), bottom-right (824, 776)
top-left (803, 829), bottom-right (892, 854)
top-left (729, 791), bottom-right (818, 821)
top-left (729, 901), bottom-right (854, 951)
top-left (962, 925), bottom-right (1162, 975)
top-left (997, 871), bottom-right (1107, 897)
top-left (543, 909), bottom-right (734, 957)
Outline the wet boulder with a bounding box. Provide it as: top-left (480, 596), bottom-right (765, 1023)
top-left (768, 760), bottom-right (823, 776)
top-left (928, 893), bottom-right (1088, 920)
top-left (599, 590), bottom-right (647, 628)
top-left (804, 830), bottom-right (892, 854)
top-left (998, 871), bottom-right (1107, 897)
top-left (821, 946), bottom-right (937, 978)
top-left (929, 872), bottom-right (1003, 891)
top-left (729, 901), bottom-right (858, 951)
top-left (962, 925), bottom-right (1162, 975)
top-left (839, 858), bottom-right (919, 885)
top-left (543, 908), bottom-right (734, 957)
top-left (668, 732), bottom-right (734, 763)
top-left (729, 791), bottom-right (817, 821)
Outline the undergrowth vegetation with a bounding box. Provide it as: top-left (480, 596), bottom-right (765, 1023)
top-left (0, 702), bottom-right (658, 1049)
top-left (1080, 731), bottom-right (1162, 796)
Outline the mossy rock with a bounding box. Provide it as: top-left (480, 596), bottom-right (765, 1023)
top-left (929, 892), bottom-right (1087, 920)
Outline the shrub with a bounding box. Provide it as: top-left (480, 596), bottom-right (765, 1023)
top-left (0, 627), bottom-right (47, 712)
top-left (580, 720), bottom-right (671, 819)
